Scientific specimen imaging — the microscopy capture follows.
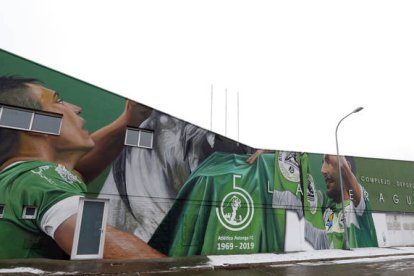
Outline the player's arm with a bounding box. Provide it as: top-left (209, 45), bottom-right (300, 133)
top-left (246, 149), bottom-right (272, 164)
top-left (75, 101), bottom-right (152, 183)
top-left (339, 156), bottom-right (361, 206)
top-left (54, 214), bottom-right (165, 259)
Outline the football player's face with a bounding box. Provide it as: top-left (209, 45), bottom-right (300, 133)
top-left (28, 83), bottom-right (95, 153)
top-left (321, 155), bottom-right (342, 199)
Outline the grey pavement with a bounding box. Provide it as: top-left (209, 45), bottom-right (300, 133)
top-left (1, 247), bottom-right (414, 275)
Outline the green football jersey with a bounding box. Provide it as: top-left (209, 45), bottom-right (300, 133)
top-left (149, 152), bottom-right (286, 256)
top-left (301, 153), bottom-right (330, 249)
top-left (323, 197), bottom-right (378, 249)
top-left (302, 153), bottom-right (324, 226)
top-left (0, 161), bottom-right (87, 259)
top-left (272, 151), bottom-right (303, 217)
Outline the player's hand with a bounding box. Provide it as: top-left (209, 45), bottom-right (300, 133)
top-left (124, 100), bottom-right (153, 127)
top-left (331, 155), bottom-right (350, 175)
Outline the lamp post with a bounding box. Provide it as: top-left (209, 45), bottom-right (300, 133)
top-left (335, 106), bottom-right (363, 250)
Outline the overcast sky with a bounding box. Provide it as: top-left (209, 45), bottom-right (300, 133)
top-left (1, 1), bottom-right (414, 161)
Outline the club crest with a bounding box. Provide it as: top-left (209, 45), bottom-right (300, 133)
top-left (307, 174), bottom-right (318, 215)
top-left (55, 165), bottom-right (81, 184)
top-left (278, 151), bottom-right (300, 183)
top-left (216, 175), bottom-right (254, 231)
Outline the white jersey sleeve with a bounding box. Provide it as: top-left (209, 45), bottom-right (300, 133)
top-left (40, 195), bottom-right (82, 238)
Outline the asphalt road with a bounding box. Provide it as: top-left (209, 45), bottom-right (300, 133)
top-left (2, 255), bottom-right (414, 275)
top-left (165, 257), bottom-right (414, 276)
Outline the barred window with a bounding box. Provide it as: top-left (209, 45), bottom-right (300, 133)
top-left (0, 204), bottom-right (4, 219)
top-left (0, 105), bottom-right (62, 135)
top-left (125, 128), bottom-right (154, 149)
top-left (22, 206), bottom-right (37, 220)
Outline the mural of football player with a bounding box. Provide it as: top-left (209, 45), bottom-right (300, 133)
top-left (0, 76), bottom-right (163, 259)
top-left (245, 150), bottom-right (378, 250)
top-left (319, 154), bottom-right (377, 249)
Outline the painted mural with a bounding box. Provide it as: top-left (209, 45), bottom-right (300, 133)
top-left (1, 49), bottom-right (414, 260)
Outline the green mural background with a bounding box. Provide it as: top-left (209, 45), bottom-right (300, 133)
top-left (354, 157), bottom-right (414, 212)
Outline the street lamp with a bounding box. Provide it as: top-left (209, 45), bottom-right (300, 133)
top-left (335, 106), bottom-right (363, 250)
